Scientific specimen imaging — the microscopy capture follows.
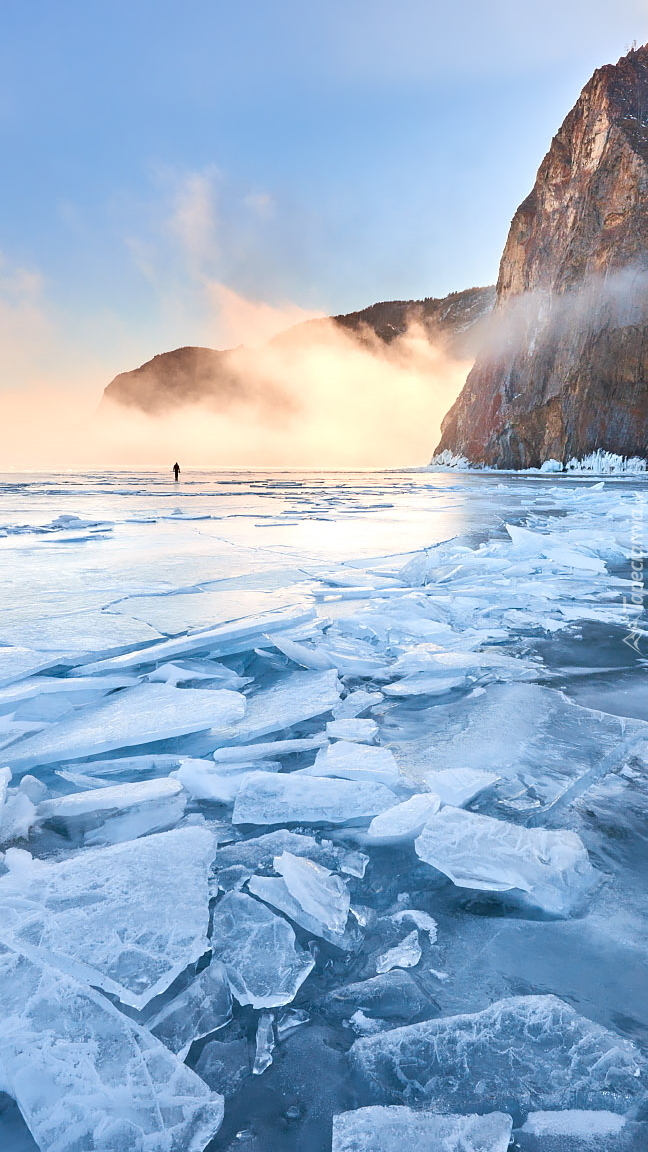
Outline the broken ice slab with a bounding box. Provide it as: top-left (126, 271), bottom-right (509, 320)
top-left (0, 647), bottom-right (67, 689)
top-left (332, 1107), bottom-right (513, 1152)
top-left (375, 930), bottom-right (421, 974)
top-left (366, 793), bottom-right (441, 844)
top-left (418, 767), bottom-right (499, 807)
top-left (36, 777), bottom-right (186, 845)
top-left (389, 683), bottom-right (648, 818)
top-left (0, 673), bottom-right (138, 711)
top-left (274, 849), bottom-right (350, 933)
top-left (210, 891), bottom-right (314, 1008)
top-left (233, 771), bottom-right (398, 826)
top-left (276, 1007), bottom-right (310, 1038)
top-left (77, 604), bottom-right (317, 674)
top-left (304, 741), bottom-right (403, 788)
top-left (248, 874), bottom-right (357, 948)
top-left (415, 806), bottom-right (597, 916)
top-left (0, 768), bottom-right (36, 846)
top-left (173, 758), bottom-right (280, 804)
top-left (349, 995), bottom-right (647, 1120)
top-left (219, 668), bottom-right (341, 745)
top-left (0, 826), bottom-right (215, 1008)
top-left (265, 632), bottom-right (337, 670)
top-left (333, 690), bottom-right (384, 719)
top-left (0, 942), bottom-right (224, 1152)
top-left (321, 970), bottom-right (429, 1024)
top-left (149, 959), bottom-right (232, 1058)
top-left (4, 682), bottom-right (246, 772)
top-left (326, 719), bottom-right (378, 743)
top-left (253, 1012), bottom-right (276, 1074)
top-left (383, 674), bottom-right (467, 697)
top-left (506, 523), bottom-right (607, 573)
top-left (212, 735), bottom-right (327, 762)
top-left (62, 753), bottom-right (183, 777)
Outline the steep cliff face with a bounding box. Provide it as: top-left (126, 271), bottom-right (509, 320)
top-left (102, 286), bottom-right (494, 414)
top-left (436, 46), bottom-right (648, 468)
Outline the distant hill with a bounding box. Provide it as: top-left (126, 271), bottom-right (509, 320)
top-left (102, 286), bottom-right (495, 414)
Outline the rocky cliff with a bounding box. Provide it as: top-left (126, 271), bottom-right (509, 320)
top-left (102, 286), bottom-right (494, 414)
top-left (436, 45), bottom-right (648, 468)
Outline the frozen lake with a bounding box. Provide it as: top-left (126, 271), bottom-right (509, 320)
top-left (0, 468), bottom-right (647, 1151)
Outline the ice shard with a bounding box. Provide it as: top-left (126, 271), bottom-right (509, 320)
top-left (366, 793), bottom-right (441, 844)
top-left (149, 959), bottom-right (232, 1058)
top-left (274, 850), bottom-right (350, 934)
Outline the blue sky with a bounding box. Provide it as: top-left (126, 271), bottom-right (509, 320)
top-left (1, 0), bottom-right (647, 383)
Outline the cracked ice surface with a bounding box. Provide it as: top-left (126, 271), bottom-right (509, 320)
top-left (0, 942), bottom-right (224, 1152)
top-left (0, 827), bottom-right (215, 1008)
top-left (2, 471), bottom-right (648, 1152)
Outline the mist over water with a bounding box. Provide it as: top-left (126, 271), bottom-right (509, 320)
top-left (1, 312), bottom-right (471, 470)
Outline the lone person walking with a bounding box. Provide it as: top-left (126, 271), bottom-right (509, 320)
top-left (173, 462), bottom-right (180, 481)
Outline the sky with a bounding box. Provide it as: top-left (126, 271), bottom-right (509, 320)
top-left (1, 0), bottom-right (647, 459)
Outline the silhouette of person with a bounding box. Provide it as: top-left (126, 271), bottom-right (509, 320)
top-left (173, 462), bottom-right (180, 481)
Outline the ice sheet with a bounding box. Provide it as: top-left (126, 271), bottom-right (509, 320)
top-left (0, 827), bottom-right (215, 1008)
top-left (332, 1107), bottom-right (513, 1152)
top-left (5, 682), bottom-right (246, 771)
top-left (0, 942), bottom-right (224, 1152)
top-left (415, 806), bottom-right (597, 915)
top-left (349, 995), bottom-right (646, 1119)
